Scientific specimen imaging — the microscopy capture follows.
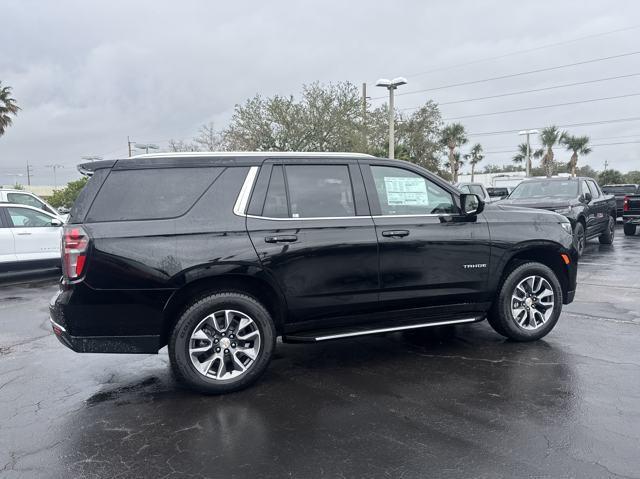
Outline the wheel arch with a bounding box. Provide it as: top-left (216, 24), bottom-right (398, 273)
top-left (161, 271), bottom-right (287, 346)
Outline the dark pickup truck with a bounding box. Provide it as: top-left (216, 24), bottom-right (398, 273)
top-left (501, 177), bottom-right (616, 256)
top-left (623, 194), bottom-right (640, 236)
top-left (602, 184), bottom-right (639, 218)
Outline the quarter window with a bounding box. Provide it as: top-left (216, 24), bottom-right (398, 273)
top-left (7, 207), bottom-right (53, 228)
top-left (285, 165), bottom-right (355, 218)
top-left (371, 166), bottom-right (455, 215)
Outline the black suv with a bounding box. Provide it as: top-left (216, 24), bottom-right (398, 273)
top-left (50, 153), bottom-right (577, 393)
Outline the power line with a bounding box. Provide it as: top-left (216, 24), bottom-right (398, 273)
top-left (405, 24), bottom-right (640, 78)
top-left (467, 116), bottom-right (640, 137)
top-left (442, 92), bottom-right (640, 121)
top-left (483, 140), bottom-right (640, 155)
top-left (398, 73), bottom-right (640, 111)
top-left (371, 51), bottom-right (640, 100)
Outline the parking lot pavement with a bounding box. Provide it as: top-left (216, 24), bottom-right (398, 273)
top-left (0, 228), bottom-right (638, 479)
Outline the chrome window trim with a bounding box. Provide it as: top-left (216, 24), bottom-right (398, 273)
top-left (233, 166), bottom-right (259, 217)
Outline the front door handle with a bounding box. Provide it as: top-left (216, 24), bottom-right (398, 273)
top-left (381, 230), bottom-right (409, 238)
top-left (16, 232), bottom-right (32, 236)
top-left (265, 235), bottom-right (298, 243)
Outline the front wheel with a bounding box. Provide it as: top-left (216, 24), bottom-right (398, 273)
top-left (487, 262), bottom-right (563, 341)
top-left (169, 292), bottom-right (276, 394)
top-left (573, 222), bottom-right (586, 257)
top-left (624, 223), bottom-right (637, 236)
top-left (598, 216), bottom-right (615, 244)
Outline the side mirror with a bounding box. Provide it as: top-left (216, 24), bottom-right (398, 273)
top-left (583, 192), bottom-right (592, 203)
top-left (460, 193), bottom-right (484, 216)
top-left (51, 218), bottom-right (63, 227)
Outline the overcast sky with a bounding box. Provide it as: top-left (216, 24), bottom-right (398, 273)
top-left (1, 0), bottom-right (639, 186)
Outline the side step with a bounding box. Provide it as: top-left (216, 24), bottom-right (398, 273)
top-left (282, 316), bottom-right (483, 343)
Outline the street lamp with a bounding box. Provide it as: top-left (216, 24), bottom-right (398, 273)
top-left (376, 77), bottom-right (407, 159)
top-left (81, 155), bottom-right (103, 162)
top-left (518, 129), bottom-right (539, 177)
top-left (134, 143), bottom-right (159, 154)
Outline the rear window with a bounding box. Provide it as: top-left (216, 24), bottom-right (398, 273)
top-left (603, 185), bottom-right (638, 194)
top-left (86, 167), bottom-right (221, 222)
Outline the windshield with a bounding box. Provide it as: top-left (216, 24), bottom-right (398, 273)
top-left (509, 180), bottom-right (578, 199)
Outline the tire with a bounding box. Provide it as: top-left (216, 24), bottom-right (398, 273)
top-left (487, 262), bottom-right (563, 342)
top-left (598, 215), bottom-right (615, 244)
top-left (573, 222), bottom-right (586, 257)
top-left (169, 292), bottom-right (276, 394)
top-left (624, 223), bottom-right (637, 236)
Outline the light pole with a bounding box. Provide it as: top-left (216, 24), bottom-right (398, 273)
top-left (45, 164), bottom-right (64, 188)
top-left (134, 143), bottom-right (159, 154)
top-left (375, 77), bottom-right (407, 159)
top-left (5, 173), bottom-right (24, 187)
top-left (518, 129), bottom-right (538, 177)
top-left (81, 155), bottom-right (103, 162)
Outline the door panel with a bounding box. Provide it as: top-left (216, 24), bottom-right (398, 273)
top-left (0, 229), bottom-right (17, 263)
top-left (6, 207), bottom-right (62, 261)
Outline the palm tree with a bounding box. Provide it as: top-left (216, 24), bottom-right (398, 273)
top-left (512, 143), bottom-right (529, 165)
top-left (561, 134), bottom-right (591, 177)
top-left (440, 123), bottom-right (468, 182)
top-left (0, 82), bottom-right (20, 137)
top-left (539, 126), bottom-right (562, 178)
top-left (444, 152), bottom-right (464, 181)
top-left (464, 143), bottom-right (484, 182)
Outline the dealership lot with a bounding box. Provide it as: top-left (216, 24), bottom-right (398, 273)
top-left (0, 227), bottom-right (639, 478)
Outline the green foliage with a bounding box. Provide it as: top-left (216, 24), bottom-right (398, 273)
top-left (48, 178), bottom-right (88, 208)
top-left (560, 134), bottom-right (591, 175)
top-left (483, 164), bottom-right (524, 174)
top-left (624, 170), bottom-right (640, 184)
top-left (598, 169), bottom-right (625, 185)
top-left (0, 81), bottom-right (20, 137)
top-left (12, 183), bottom-right (24, 190)
top-left (538, 126), bottom-right (563, 177)
top-left (440, 123), bottom-right (468, 182)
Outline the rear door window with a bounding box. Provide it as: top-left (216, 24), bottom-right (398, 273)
top-left (262, 166), bottom-right (289, 218)
top-left (86, 167), bottom-right (221, 222)
top-left (285, 165), bottom-right (355, 218)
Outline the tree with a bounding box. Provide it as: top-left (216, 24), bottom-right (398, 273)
top-left (440, 123), bottom-right (467, 182)
top-left (0, 81), bottom-right (20, 137)
top-left (48, 178), bottom-right (89, 208)
top-left (560, 134), bottom-right (591, 177)
top-left (395, 101), bottom-right (443, 171)
top-left (464, 143), bottom-right (484, 181)
top-left (512, 143), bottom-right (542, 170)
top-left (483, 164), bottom-right (524, 174)
top-left (624, 170), bottom-right (640, 184)
top-left (194, 122), bottom-right (223, 151)
top-left (168, 139), bottom-right (200, 152)
top-left (444, 152), bottom-right (464, 182)
top-left (598, 169), bottom-right (625, 185)
top-left (538, 126), bottom-right (562, 178)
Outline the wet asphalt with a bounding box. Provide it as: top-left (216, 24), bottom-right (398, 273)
top-left (1, 226), bottom-right (639, 479)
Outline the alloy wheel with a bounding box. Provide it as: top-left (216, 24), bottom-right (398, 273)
top-left (189, 310), bottom-right (261, 380)
top-left (510, 275), bottom-right (555, 330)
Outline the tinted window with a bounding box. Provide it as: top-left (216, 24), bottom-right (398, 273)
top-left (285, 165), bottom-right (355, 218)
top-left (262, 166), bottom-right (288, 218)
top-left (7, 207), bottom-right (53, 228)
top-left (602, 185), bottom-right (638, 194)
top-left (371, 166), bottom-right (455, 215)
top-left (587, 180), bottom-right (601, 198)
top-left (510, 180), bottom-right (578, 199)
top-left (7, 193), bottom-right (44, 209)
top-left (465, 185), bottom-right (485, 197)
top-left (86, 167), bottom-right (219, 222)
top-left (69, 168), bottom-right (109, 223)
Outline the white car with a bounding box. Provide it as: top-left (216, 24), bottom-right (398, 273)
top-left (0, 188), bottom-right (66, 220)
top-left (0, 203), bottom-right (63, 272)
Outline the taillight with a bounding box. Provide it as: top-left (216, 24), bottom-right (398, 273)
top-left (623, 196), bottom-right (630, 212)
top-left (62, 225), bottom-right (89, 280)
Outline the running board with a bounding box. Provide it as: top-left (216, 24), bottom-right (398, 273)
top-left (282, 316), bottom-right (482, 343)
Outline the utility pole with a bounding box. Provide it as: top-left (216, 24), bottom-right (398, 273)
top-left (604, 160), bottom-right (609, 171)
top-left (518, 129), bottom-right (539, 177)
top-left (128, 136), bottom-right (134, 157)
top-left (361, 82), bottom-right (368, 149)
top-left (375, 77), bottom-right (407, 159)
top-left (26, 162), bottom-right (32, 186)
top-left (45, 164), bottom-right (64, 189)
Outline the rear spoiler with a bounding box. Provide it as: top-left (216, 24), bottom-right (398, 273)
top-left (77, 160), bottom-right (117, 177)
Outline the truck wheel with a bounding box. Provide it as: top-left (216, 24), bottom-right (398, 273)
top-left (487, 262), bottom-right (563, 342)
top-left (573, 222), bottom-right (586, 257)
top-left (598, 215), bottom-right (615, 244)
top-left (169, 292), bottom-right (276, 394)
top-left (624, 223), bottom-right (637, 236)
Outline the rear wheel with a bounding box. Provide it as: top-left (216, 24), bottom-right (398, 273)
top-left (169, 292), bottom-right (276, 394)
top-left (624, 223), bottom-right (637, 236)
top-left (487, 262), bottom-right (563, 341)
top-left (598, 215), bottom-right (615, 244)
top-left (573, 222), bottom-right (586, 257)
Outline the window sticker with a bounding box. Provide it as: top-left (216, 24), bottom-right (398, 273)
top-left (384, 177), bottom-right (429, 206)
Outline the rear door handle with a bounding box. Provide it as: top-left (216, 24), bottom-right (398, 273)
top-left (381, 230), bottom-right (409, 238)
top-left (265, 235), bottom-right (298, 243)
top-left (16, 232), bottom-right (32, 236)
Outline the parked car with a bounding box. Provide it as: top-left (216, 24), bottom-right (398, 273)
top-left (0, 203), bottom-right (63, 272)
top-left (602, 184), bottom-right (639, 218)
top-left (50, 153), bottom-right (577, 394)
top-left (499, 177), bottom-right (616, 257)
top-left (456, 182), bottom-right (493, 202)
top-left (486, 186), bottom-right (510, 200)
top-left (623, 194), bottom-right (640, 236)
top-left (0, 188), bottom-right (66, 221)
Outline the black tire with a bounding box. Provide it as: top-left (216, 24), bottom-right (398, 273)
top-left (598, 215), bottom-right (615, 244)
top-left (487, 262), bottom-right (563, 342)
top-left (573, 222), bottom-right (586, 257)
top-left (169, 292), bottom-right (276, 394)
top-left (624, 223), bottom-right (637, 236)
